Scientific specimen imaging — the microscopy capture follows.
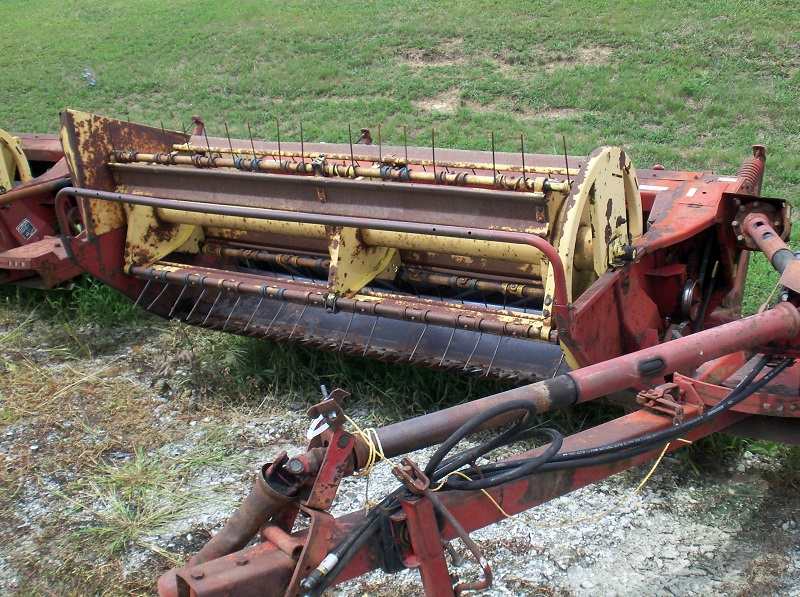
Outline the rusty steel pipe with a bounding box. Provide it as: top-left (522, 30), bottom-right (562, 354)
top-left (174, 143), bottom-right (580, 177)
top-left (126, 265), bottom-right (547, 340)
top-left (0, 175), bottom-right (71, 206)
top-left (373, 303), bottom-right (800, 458)
top-left (55, 187), bottom-right (570, 306)
top-left (110, 150), bottom-right (570, 194)
top-left (262, 524), bottom-right (304, 559)
top-left (743, 213), bottom-right (795, 274)
top-left (189, 464), bottom-right (295, 567)
top-left (201, 242), bottom-right (545, 299)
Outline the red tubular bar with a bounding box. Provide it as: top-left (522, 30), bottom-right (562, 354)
top-left (54, 186), bottom-right (570, 307)
top-left (374, 303), bottom-right (800, 458)
top-left (573, 301), bottom-right (800, 402)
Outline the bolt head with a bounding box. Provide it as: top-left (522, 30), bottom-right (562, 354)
top-left (190, 570), bottom-right (205, 580)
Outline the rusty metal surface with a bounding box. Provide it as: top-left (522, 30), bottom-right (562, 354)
top-left (677, 359), bottom-right (800, 417)
top-left (159, 406), bottom-right (746, 597)
top-left (58, 186), bottom-right (568, 307)
top-left (13, 132), bottom-right (64, 164)
top-left (124, 262), bottom-right (568, 383)
top-left (59, 110), bottom-right (188, 237)
top-left (110, 162), bottom-right (551, 236)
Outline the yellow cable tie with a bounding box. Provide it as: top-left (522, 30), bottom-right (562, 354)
top-left (473, 442), bottom-right (673, 529)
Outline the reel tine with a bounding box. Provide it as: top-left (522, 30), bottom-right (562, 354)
top-left (223, 296), bottom-right (242, 331)
top-left (168, 285), bottom-right (189, 318)
top-left (132, 280), bottom-right (152, 309)
top-left (288, 305), bottom-right (308, 339)
top-left (201, 291), bottom-right (223, 325)
top-left (186, 288), bottom-right (207, 322)
top-left (146, 282), bottom-right (171, 311)
top-left (338, 311), bottom-right (356, 351)
top-left (265, 302), bottom-right (286, 335)
top-left (243, 298), bottom-right (263, 332)
top-left (463, 332), bottom-right (483, 371)
top-left (439, 327), bottom-right (456, 366)
top-left (485, 334), bottom-right (503, 377)
top-left (409, 325), bottom-right (428, 361)
top-left (363, 318), bottom-right (379, 356)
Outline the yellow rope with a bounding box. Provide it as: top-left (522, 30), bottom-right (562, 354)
top-left (345, 414), bottom-right (397, 475)
top-left (344, 411), bottom-right (689, 527)
top-left (433, 439), bottom-right (691, 529)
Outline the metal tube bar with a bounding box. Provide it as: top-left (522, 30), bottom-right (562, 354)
top-left (125, 264), bottom-right (547, 340)
top-left (201, 242), bottom-right (545, 299)
top-left (742, 213), bottom-right (795, 274)
top-left (373, 303), bottom-right (800, 457)
top-left (110, 150), bottom-right (570, 194)
top-left (56, 187), bottom-right (569, 306)
top-left (0, 175), bottom-right (71, 206)
top-left (173, 143), bottom-right (580, 176)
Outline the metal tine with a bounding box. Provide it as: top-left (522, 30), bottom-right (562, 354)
top-left (265, 302), bottom-right (286, 336)
top-left (223, 296), bottom-right (242, 331)
top-left (378, 123), bottom-right (382, 165)
top-left (186, 288), bottom-right (207, 321)
top-left (409, 325), bottom-right (428, 361)
top-left (132, 280), bottom-right (152, 309)
top-left (491, 130), bottom-right (497, 185)
top-left (485, 334), bottom-right (503, 377)
top-left (432, 128), bottom-right (436, 178)
top-left (146, 282), bottom-right (172, 311)
top-left (168, 285), bottom-right (189, 318)
top-left (338, 311), bottom-right (356, 351)
top-left (203, 125), bottom-right (213, 157)
top-left (224, 122), bottom-right (235, 157)
top-left (348, 124), bottom-right (355, 167)
top-left (403, 125), bottom-right (408, 166)
top-left (243, 298), bottom-right (264, 332)
top-left (201, 291), bottom-right (224, 325)
top-left (362, 318), bottom-right (379, 356)
top-left (439, 327), bottom-right (456, 366)
top-left (247, 122), bottom-right (257, 158)
top-left (288, 305), bottom-right (308, 340)
top-left (563, 134), bottom-right (571, 187)
top-left (300, 121), bottom-right (305, 167)
top-left (463, 332), bottom-right (483, 371)
top-left (520, 133), bottom-right (526, 190)
top-left (276, 119), bottom-right (283, 164)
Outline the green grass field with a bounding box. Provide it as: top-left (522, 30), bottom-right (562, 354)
top-left (4, 0), bottom-right (799, 307)
top-left (2, 1), bottom-right (800, 594)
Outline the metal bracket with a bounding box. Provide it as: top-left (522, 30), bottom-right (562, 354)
top-left (392, 457), bottom-right (430, 495)
top-left (636, 382), bottom-right (685, 424)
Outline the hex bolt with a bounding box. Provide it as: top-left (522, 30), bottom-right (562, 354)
top-left (544, 296), bottom-right (552, 306)
top-left (731, 220), bottom-right (739, 227)
top-left (190, 570), bottom-right (205, 580)
top-left (235, 557), bottom-right (250, 567)
top-left (337, 435), bottom-right (350, 448)
top-left (286, 458), bottom-right (305, 475)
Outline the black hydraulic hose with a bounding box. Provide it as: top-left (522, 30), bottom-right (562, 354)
top-left (554, 354), bottom-right (772, 461)
top-left (307, 400), bottom-right (561, 596)
top-left (308, 356), bottom-right (792, 594)
top-left (449, 356), bottom-right (791, 484)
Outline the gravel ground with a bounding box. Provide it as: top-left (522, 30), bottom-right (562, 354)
top-left (1, 315), bottom-right (799, 596)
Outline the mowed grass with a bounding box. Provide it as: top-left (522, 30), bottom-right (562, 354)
top-left (2, 1), bottom-right (800, 595)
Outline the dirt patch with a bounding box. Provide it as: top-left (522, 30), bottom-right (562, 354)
top-left (537, 44), bottom-right (617, 73)
top-left (413, 88), bottom-right (462, 113)
top-left (402, 38), bottom-right (468, 70)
